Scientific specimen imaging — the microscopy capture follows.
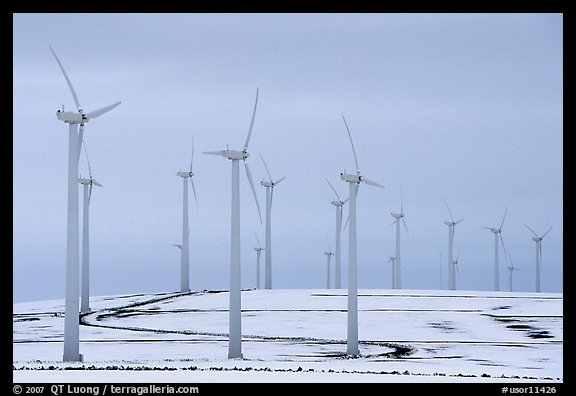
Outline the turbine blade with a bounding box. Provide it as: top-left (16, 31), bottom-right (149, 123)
top-left (243, 87), bottom-right (259, 151)
top-left (190, 177), bottom-right (199, 212)
top-left (499, 206), bottom-right (508, 230)
top-left (400, 182), bottom-right (404, 213)
top-left (402, 217), bottom-right (410, 237)
top-left (539, 243), bottom-right (543, 268)
top-left (443, 198), bottom-right (455, 223)
top-left (244, 160), bottom-right (262, 224)
top-left (325, 233), bottom-right (332, 252)
top-left (85, 101), bottom-right (121, 119)
top-left (92, 180), bottom-right (103, 187)
top-left (49, 46), bottom-right (82, 111)
top-left (81, 138), bottom-right (92, 180)
top-left (499, 233), bottom-right (513, 266)
top-left (259, 152), bottom-right (272, 181)
top-left (189, 135), bottom-right (194, 172)
top-left (253, 231), bottom-right (262, 249)
top-left (362, 177), bottom-right (385, 189)
top-left (455, 218), bottom-right (464, 225)
top-left (524, 224), bottom-right (538, 237)
top-left (273, 176), bottom-right (286, 185)
top-left (326, 178), bottom-right (342, 202)
top-left (203, 150), bottom-right (224, 155)
top-left (342, 197), bottom-right (350, 204)
top-left (343, 213), bottom-right (350, 231)
top-left (88, 183), bottom-right (93, 205)
top-left (76, 124), bottom-right (85, 166)
top-left (270, 185), bottom-right (274, 209)
top-left (342, 115), bottom-right (360, 174)
top-left (542, 225), bottom-right (553, 239)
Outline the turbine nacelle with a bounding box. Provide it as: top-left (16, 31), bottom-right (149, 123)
top-left (78, 177), bottom-right (102, 187)
top-left (204, 149), bottom-right (249, 161)
top-left (340, 173), bottom-right (362, 183)
top-left (331, 199), bottom-right (345, 207)
top-left (57, 110), bottom-right (86, 124)
top-left (445, 218), bottom-right (463, 227)
top-left (532, 236), bottom-right (542, 242)
top-left (325, 251), bottom-right (335, 256)
top-left (391, 212), bottom-right (404, 219)
top-left (176, 171), bottom-right (194, 178)
top-left (483, 227), bottom-right (501, 234)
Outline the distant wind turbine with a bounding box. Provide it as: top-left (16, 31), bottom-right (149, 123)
top-left (524, 224), bottom-right (553, 293)
top-left (203, 88), bottom-right (262, 359)
top-left (50, 45), bottom-right (120, 362)
top-left (453, 250), bottom-right (461, 286)
top-left (443, 198), bottom-right (463, 290)
top-left (390, 185), bottom-right (409, 289)
top-left (176, 136), bottom-right (198, 293)
top-left (339, 115), bottom-right (385, 356)
top-left (507, 265), bottom-right (521, 292)
top-left (79, 142), bottom-right (102, 314)
top-left (253, 231), bottom-right (265, 289)
top-left (482, 207), bottom-right (509, 292)
top-left (388, 256), bottom-right (396, 289)
top-left (326, 179), bottom-right (348, 289)
top-left (259, 153), bottom-right (285, 290)
top-left (324, 235), bottom-right (335, 289)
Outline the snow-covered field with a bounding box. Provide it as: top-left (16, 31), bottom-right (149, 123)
top-left (13, 289), bottom-right (562, 382)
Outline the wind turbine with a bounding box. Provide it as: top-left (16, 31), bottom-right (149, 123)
top-left (326, 179), bottom-right (348, 289)
top-left (507, 265), bottom-right (521, 292)
top-left (453, 249), bottom-right (461, 288)
top-left (324, 235), bottom-right (335, 289)
top-left (79, 142), bottom-right (102, 314)
top-left (203, 88), bottom-right (262, 359)
top-left (50, 46), bottom-right (120, 362)
top-left (443, 198), bottom-right (463, 290)
top-left (339, 115), bottom-right (385, 356)
top-left (482, 207), bottom-right (509, 292)
top-left (176, 136), bottom-right (198, 293)
top-left (524, 225), bottom-right (553, 293)
top-left (259, 153), bottom-right (285, 290)
top-left (388, 257), bottom-right (396, 289)
top-left (390, 185), bottom-right (409, 289)
top-left (253, 231), bottom-right (265, 289)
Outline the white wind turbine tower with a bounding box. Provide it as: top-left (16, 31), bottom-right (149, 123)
top-left (507, 265), bottom-right (521, 292)
top-left (253, 231), bottom-right (264, 289)
top-left (326, 179), bottom-right (348, 289)
top-left (339, 115), bottom-right (385, 356)
top-left (524, 224), bottom-right (553, 293)
top-left (259, 153), bottom-right (286, 290)
top-left (79, 143), bottom-right (102, 314)
top-left (203, 88), bottom-right (262, 359)
top-left (443, 198), bottom-right (463, 291)
top-left (390, 185), bottom-right (409, 289)
top-left (324, 235), bottom-right (335, 289)
top-left (482, 207), bottom-right (509, 292)
top-left (50, 46), bottom-right (121, 362)
top-left (388, 257), bottom-right (396, 289)
top-left (176, 137), bottom-right (198, 293)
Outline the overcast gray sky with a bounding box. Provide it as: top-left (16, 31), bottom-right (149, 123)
top-left (13, 13), bottom-right (563, 303)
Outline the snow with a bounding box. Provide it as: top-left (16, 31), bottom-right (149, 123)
top-left (13, 289), bottom-right (562, 382)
